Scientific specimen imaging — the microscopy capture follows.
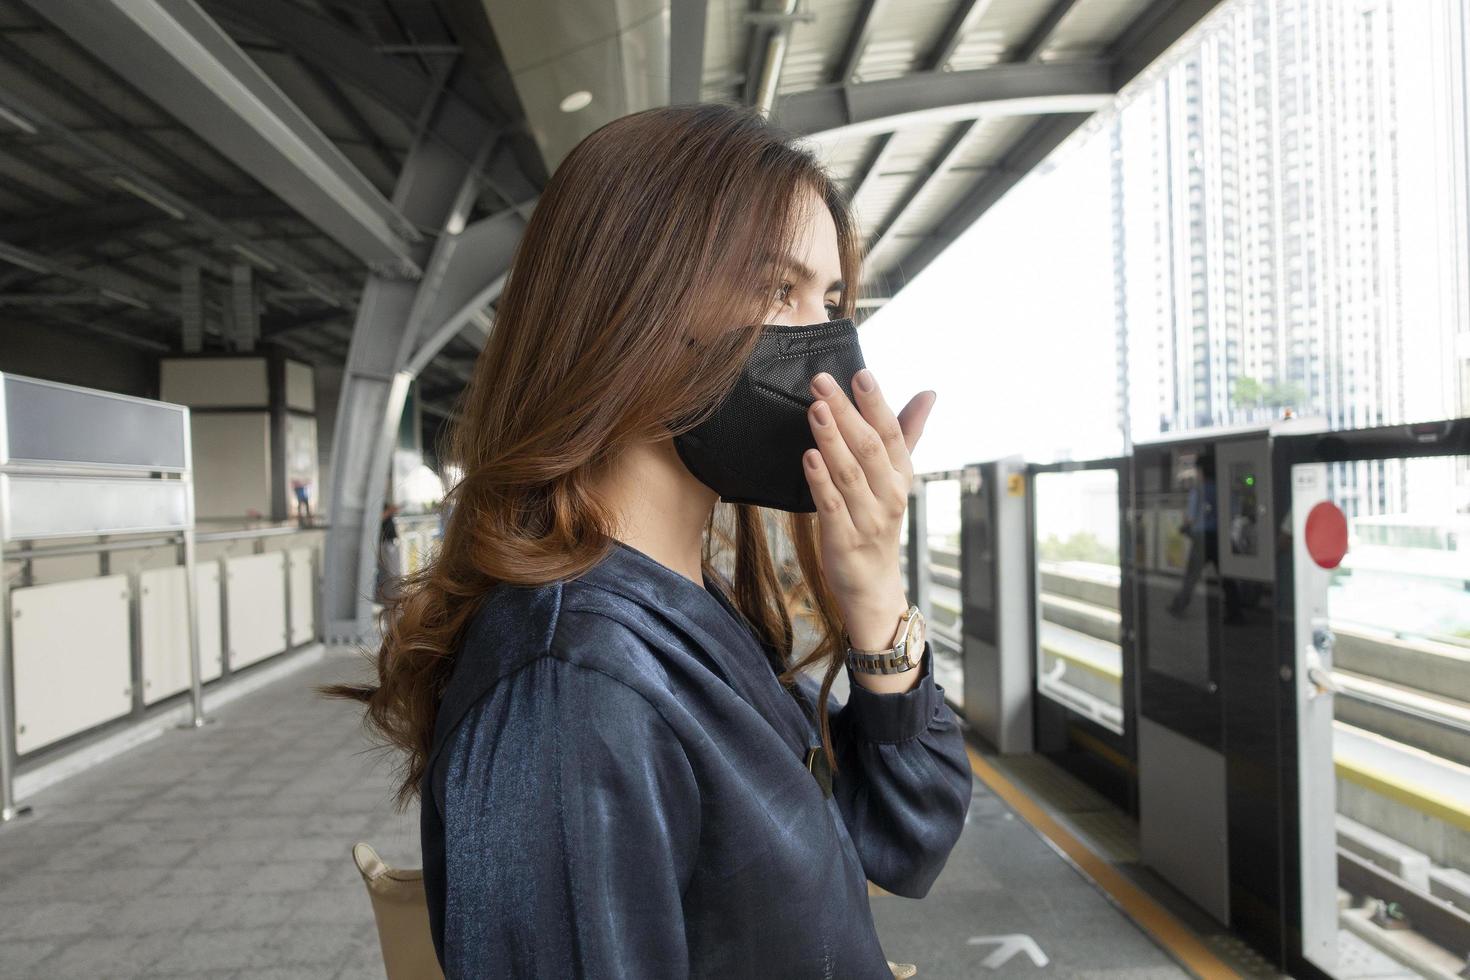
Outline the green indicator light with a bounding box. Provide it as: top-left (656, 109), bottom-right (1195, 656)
top-left (1244, 476), bottom-right (1255, 486)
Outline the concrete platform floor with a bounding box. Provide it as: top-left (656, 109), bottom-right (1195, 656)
top-left (0, 646), bottom-right (1186, 979)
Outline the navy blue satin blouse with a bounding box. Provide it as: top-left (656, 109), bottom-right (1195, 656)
top-left (420, 539), bottom-right (973, 979)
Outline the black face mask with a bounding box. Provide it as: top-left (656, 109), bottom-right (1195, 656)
top-left (671, 317), bottom-right (866, 513)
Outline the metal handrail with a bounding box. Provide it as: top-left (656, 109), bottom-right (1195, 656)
top-left (7, 523), bottom-right (329, 559)
top-left (1329, 615), bottom-right (1470, 659)
top-left (195, 524), bottom-right (329, 543)
top-left (914, 468), bottom-right (968, 484)
top-left (1333, 683), bottom-right (1470, 738)
top-left (8, 535), bottom-right (180, 559)
top-left (393, 512), bottom-right (442, 528)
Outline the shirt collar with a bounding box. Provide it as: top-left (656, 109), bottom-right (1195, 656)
top-left (576, 538), bottom-right (815, 758)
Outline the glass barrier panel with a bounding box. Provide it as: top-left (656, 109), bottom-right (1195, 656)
top-left (1328, 458), bottom-right (1470, 876)
top-left (1033, 468), bottom-right (1124, 734)
top-left (1136, 447), bottom-right (1216, 690)
top-left (924, 479), bottom-right (963, 704)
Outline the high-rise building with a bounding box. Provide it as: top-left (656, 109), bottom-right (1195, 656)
top-left (1107, 0), bottom-right (1470, 518)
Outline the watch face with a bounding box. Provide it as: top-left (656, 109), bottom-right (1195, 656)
top-left (906, 611), bottom-right (926, 660)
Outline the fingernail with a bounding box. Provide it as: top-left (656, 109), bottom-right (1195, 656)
top-left (812, 373), bottom-right (837, 396)
top-left (812, 401), bottom-right (832, 426)
top-left (855, 369), bottom-right (874, 392)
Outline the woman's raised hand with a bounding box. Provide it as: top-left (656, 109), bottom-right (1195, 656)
top-left (802, 368), bottom-right (937, 656)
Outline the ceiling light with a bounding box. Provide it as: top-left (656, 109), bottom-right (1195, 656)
top-left (559, 91), bottom-right (593, 113)
top-left (112, 175), bottom-right (186, 220)
top-left (0, 103), bottom-right (37, 135)
top-left (0, 245), bottom-right (50, 275)
top-left (306, 283), bottom-right (343, 308)
top-left (99, 287), bottom-right (150, 310)
top-left (231, 242), bottom-right (278, 272)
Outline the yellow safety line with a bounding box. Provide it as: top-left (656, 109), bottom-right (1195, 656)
top-left (1335, 757), bottom-right (1470, 833)
top-left (964, 745), bottom-right (1242, 979)
top-left (1069, 724), bottom-right (1135, 774)
top-left (1044, 644), bottom-right (1124, 682)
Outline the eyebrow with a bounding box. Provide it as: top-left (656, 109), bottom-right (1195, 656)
top-left (764, 251), bottom-right (845, 293)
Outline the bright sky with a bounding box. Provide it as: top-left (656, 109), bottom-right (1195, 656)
top-left (856, 124), bottom-right (1123, 477)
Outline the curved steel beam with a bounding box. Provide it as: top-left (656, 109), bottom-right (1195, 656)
top-left (403, 205), bottom-right (537, 376)
top-left (775, 61), bottom-right (1112, 142)
top-left (322, 127), bottom-right (537, 641)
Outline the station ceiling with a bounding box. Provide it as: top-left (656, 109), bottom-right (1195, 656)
top-left (0, 0), bottom-right (1224, 423)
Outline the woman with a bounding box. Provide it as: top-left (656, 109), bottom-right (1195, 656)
top-left (375, 501), bottom-right (402, 604)
top-left (320, 102), bottom-right (973, 979)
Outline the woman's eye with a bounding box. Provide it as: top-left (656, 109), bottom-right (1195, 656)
top-left (774, 282), bottom-right (793, 303)
top-left (824, 302), bottom-right (840, 319)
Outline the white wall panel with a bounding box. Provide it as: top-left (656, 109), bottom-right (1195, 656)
top-left (225, 552), bottom-right (287, 668)
top-left (4, 475), bottom-right (189, 540)
top-left (288, 547), bottom-right (314, 646)
top-left (196, 562), bottom-right (223, 684)
top-left (140, 563), bottom-right (223, 705)
top-left (191, 413), bottom-right (271, 519)
top-left (284, 360), bottom-right (315, 412)
top-left (160, 357), bottom-right (268, 407)
top-left (11, 574), bottom-right (132, 754)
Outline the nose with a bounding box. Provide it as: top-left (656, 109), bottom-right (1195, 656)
top-left (797, 297), bottom-right (831, 324)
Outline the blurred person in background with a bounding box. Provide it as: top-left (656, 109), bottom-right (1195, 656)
top-left (290, 477), bottom-right (313, 525)
top-left (375, 501), bottom-right (401, 604)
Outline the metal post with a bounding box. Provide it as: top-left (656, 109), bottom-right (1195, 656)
top-left (312, 543), bottom-right (322, 643)
top-left (219, 554), bottom-right (232, 679)
top-left (176, 463), bottom-right (210, 730)
top-left (128, 567), bottom-right (144, 713)
top-left (282, 546), bottom-right (293, 652)
top-left (0, 490), bottom-right (31, 823)
top-left (906, 481), bottom-right (932, 622)
top-left (753, 0), bottom-right (800, 116)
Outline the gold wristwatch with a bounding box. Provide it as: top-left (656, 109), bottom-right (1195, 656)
top-left (845, 604), bottom-right (926, 674)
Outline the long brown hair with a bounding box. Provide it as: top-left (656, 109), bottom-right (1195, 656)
top-left (318, 102), bottom-right (865, 810)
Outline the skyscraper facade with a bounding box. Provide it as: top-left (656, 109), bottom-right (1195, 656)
top-left (1107, 0), bottom-right (1470, 517)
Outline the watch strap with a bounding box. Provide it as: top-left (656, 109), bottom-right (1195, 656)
top-left (845, 604), bottom-right (923, 674)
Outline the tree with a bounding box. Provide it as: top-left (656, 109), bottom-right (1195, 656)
top-left (1232, 374), bottom-right (1305, 415)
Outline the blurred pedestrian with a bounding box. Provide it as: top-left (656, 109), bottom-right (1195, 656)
top-left (291, 477), bottom-right (312, 525)
top-left (375, 501), bottom-right (401, 603)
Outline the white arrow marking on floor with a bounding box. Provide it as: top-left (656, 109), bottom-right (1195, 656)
top-left (967, 934), bottom-right (1049, 969)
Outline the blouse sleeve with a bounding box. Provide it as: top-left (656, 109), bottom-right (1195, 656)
top-left (436, 654), bottom-right (701, 979)
top-left (817, 640), bottom-right (973, 899)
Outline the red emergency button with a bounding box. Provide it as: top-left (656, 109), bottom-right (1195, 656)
top-left (1304, 501), bottom-right (1348, 569)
